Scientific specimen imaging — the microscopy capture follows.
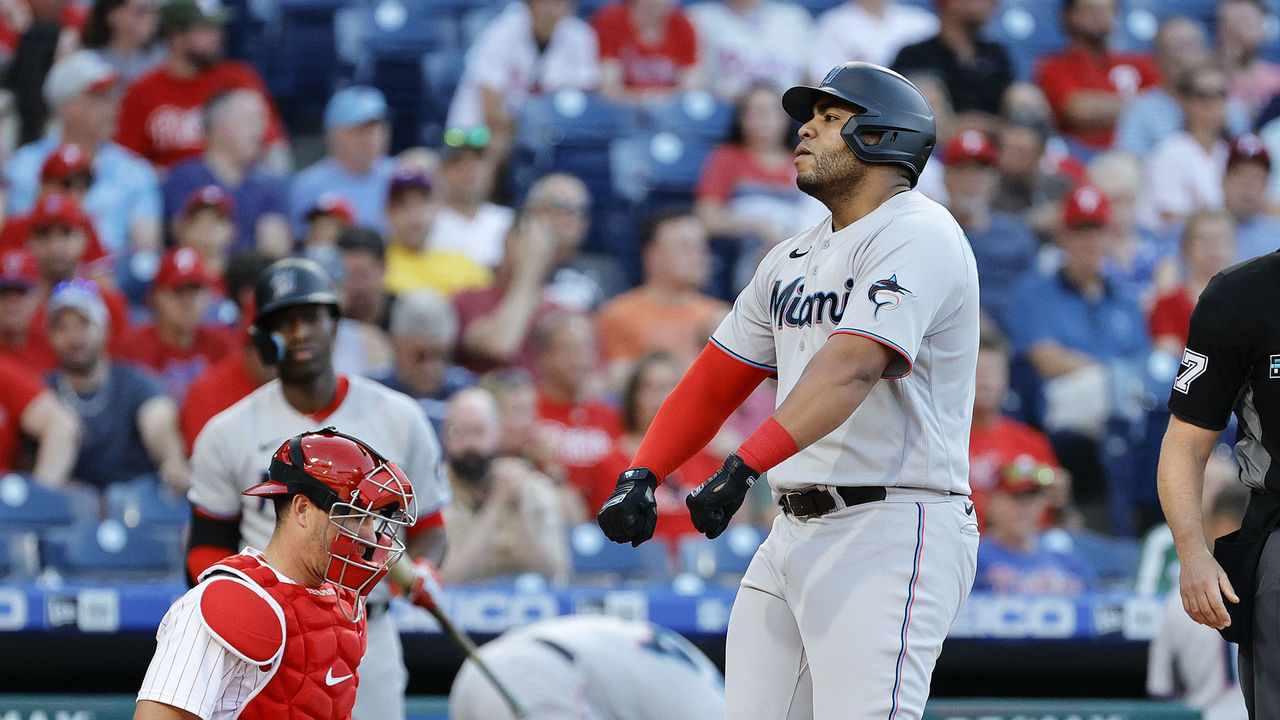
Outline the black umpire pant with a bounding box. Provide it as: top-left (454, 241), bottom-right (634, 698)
top-left (1241, 529), bottom-right (1280, 718)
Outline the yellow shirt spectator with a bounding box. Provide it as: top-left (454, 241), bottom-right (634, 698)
top-left (384, 244), bottom-right (493, 297)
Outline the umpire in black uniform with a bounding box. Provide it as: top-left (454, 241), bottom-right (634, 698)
top-left (1158, 252), bottom-right (1280, 718)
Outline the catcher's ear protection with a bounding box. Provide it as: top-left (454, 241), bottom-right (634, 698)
top-left (250, 325), bottom-right (286, 365)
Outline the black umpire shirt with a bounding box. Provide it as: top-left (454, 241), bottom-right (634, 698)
top-left (1169, 252), bottom-right (1280, 493)
top-left (892, 37), bottom-right (1013, 115)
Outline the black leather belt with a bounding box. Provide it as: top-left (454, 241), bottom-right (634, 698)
top-left (779, 486), bottom-right (887, 519)
top-left (366, 600), bottom-right (389, 619)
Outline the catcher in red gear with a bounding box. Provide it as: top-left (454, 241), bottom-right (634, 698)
top-left (135, 428), bottom-right (417, 720)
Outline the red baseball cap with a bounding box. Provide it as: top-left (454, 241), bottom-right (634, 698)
top-left (28, 192), bottom-right (89, 233)
top-left (1228, 133), bottom-right (1271, 172)
top-left (40, 144), bottom-right (92, 183)
top-left (994, 456), bottom-right (1055, 495)
top-left (945, 130), bottom-right (999, 167)
top-left (182, 185), bottom-right (235, 218)
top-left (306, 192), bottom-right (355, 226)
top-left (154, 247), bottom-right (216, 291)
top-left (1062, 184), bottom-right (1111, 229)
top-left (0, 250), bottom-right (38, 290)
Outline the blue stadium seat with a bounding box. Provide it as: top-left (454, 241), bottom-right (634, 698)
top-left (43, 520), bottom-right (176, 580)
top-left (1043, 528), bottom-right (1142, 591)
top-left (610, 131), bottom-right (715, 207)
top-left (421, 49), bottom-right (467, 143)
top-left (986, 0), bottom-right (1068, 81)
top-left (679, 525), bottom-right (764, 583)
top-left (105, 476), bottom-right (190, 530)
top-left (642, 91), bottom-right (734, 146)
top-left (0, 474), bottom-right (74, 533)
top-left (269, 0), bottom-right (351, 132)
top-left (569, 523), bottom-right (671, 583)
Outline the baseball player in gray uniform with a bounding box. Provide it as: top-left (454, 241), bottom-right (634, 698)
top-left (597, 62), bottom-right (980, 719)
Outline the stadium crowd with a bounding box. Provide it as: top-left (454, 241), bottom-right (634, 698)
top-left (0, 0), bottom-right (1274, 637)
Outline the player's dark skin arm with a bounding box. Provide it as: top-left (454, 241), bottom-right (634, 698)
top-left (1158, 415), bottom-right (1239, 630)
top-left (771, 333), bottom-right (895, 449)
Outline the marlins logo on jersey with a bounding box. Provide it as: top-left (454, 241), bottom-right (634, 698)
top-left (868, 275), bottom-right (912, 317)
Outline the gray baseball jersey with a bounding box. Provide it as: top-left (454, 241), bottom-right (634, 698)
top-left (712, 189), bottom-right (979, 494)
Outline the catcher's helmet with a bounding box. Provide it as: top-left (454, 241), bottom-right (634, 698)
top-left (244, 428), bottom-right (417, 621)
top-left (250, 257), bottom-right (340, 364)
top-left (783, 62), bottom-right (936, 187)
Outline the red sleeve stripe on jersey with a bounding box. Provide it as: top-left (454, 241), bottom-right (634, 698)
top-left (709, 337), bottom-right (777, 372)
top-left (828, 329), bottom-right (913, 379)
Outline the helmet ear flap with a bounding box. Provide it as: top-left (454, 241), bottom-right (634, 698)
top-left (250, 325), bottom-right (285, 365)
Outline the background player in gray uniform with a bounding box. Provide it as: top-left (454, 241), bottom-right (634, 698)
top-left (449, 616), bottom-right (724, 720)
top-left (598, 62), bottom-right (980, 719)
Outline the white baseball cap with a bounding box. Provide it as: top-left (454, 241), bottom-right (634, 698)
top-left (43, 51), bottom-right (119, 109)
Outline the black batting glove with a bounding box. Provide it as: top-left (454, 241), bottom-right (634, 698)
top-left (597, 468), bottom-right (659, 547)
top-left (686, 454), bottom-right (759, 539)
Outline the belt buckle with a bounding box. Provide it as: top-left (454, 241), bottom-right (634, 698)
top-left (781, 491), bottom-right (815, 519)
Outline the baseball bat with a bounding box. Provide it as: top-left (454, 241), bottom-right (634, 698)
top-left (388, 560), bottom-right (530, 718)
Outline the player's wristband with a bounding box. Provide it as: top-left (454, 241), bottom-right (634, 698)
top-left (735, 417), bottom-right (798, 473)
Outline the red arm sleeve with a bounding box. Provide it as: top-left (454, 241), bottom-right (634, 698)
top-left (631, 342), bottom-right (772, 480)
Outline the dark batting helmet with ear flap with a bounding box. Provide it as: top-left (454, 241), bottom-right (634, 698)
top-left (783, 62), bottom-right (937, 187)
top-left (244, 428), bottom-right (417, 621)
top-left (250, 257), bottom-right (341, 364)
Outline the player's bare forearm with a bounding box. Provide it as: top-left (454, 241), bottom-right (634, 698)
top-left (772, 333), bottom-right (893, 450)
top-left (133, 700), bottom-right (200, 720)
top-left (1157, 415), bottom-right (1219, 555)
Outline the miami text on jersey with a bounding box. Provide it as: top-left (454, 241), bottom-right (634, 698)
top-left (770, 276), bottom-right (856, 329)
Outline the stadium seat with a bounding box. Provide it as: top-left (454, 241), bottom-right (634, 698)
top-left (642, 91), bottom-right (734, 146)
top-left (986, 0), bottom-right (1068, 81)
top-left (1043, 528), bottom-right (1142, 591)
top-left (679, 525), bottom-right (765, 584)
top-left (43, 519), bottom-right (176, 580)
top-left (0, 474), bottom-right (75, 532)
top-left (105, 476), bottom-right (190, 530)
top-left (610, 131), bottom-right (715, 207)
top-left (420, 49), bottom-right (467, 144)
top-left (269, 0), bottom-right (350, 132)
top-left (569, 523), bottom-right (671, 583)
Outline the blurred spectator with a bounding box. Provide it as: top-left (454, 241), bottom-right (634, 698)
top-left (453, 209), bottom-right (566, 376)
top-left (1216, 0), bottom-right (1280, 123)
top-left (0, 250), bottom-right (54, 370)
top-left (178, 249), bottom-right (275, 448)
top-left (974, 461), bottom-right (1098, 594)
top-left (1087, 151), bottom-right (1176, 301)
top-left (969, 323), bottom-right (1068, 532)
top-left (383, 168), bottom-right (491, 297)
top-left (114, 0), bottom-right (286, 170)
top-left (118, 247), bottom-right (235, 402)
top-left (446, 0), bottom-right (599, 158)
top-left (597, 210), bottom-right (728, 372)
top-left (170, 184), bottom-right (234, 279)
top-left (685, 0), bottom-right (810, 101)
top-left (592, 351), bottom-right (720, 540)
top-left (288, 86), bottom-right (393, 235)
top-left (903, 72), bottom-right (957, 204)
top-left (335, 226), bottom-right (393, 331)
top-left (0, 144), bottom-right (114, 276)
top-left (24, 193), bottom-right (133, 354)
top-left (483, 368), bottom-right (566, 490)
top-left (1148, 210), bottom-right (1236, 355)
top-left (809, 0), bottom-right (937, 74)
top-left (0, 352), bottom-right (77, 487)
top-left (1114, 16), bottom-right (1250, 158)
top-left (5, 50), bottom-right (161, 254)
top-left (526, 173), bottom-right (611, 312)
top-left (533, 312), bottom-right (621, 506)
top-left (1222, 133), bottom-right (1280, 262)
top-left (1139, 64), bottom-right (1231, 231)
top-left (591, 0), bottom-right (699, 102)
top-left (45, 278), bottom-right (188, 492)
top-left (162, 89), bottom-right (290, 257)
top-left (942, 129), bottom-right (1036, 325)
top-left (80, 0), bottom-right (163, 85)
top-left (892, 0), bottom-right (1012, 117)
top-left (378, 289), bottom-right (474, 438)
top-left (993, 113), bottom-right (1080, 237)
top-left (2, 0), bottom-right (79, 145)
top-left (1034, 0), bottom-right (1159, 152)
top-left (695, 84), bottom-right (807, 262)
top-left (303, 193), bottom-right (355, 254)
top-left (439, 386), bottom-right (569, 584)
top-left (1147, 482), bottom-right (1249, 720)
top-left (1005, 185), bottom-right (1149, 505)
top-left (426, 129), bottom-right (514, 269)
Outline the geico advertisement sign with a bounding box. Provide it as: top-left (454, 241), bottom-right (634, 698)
top-left (948, 596), bottom-right (1078, 639)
